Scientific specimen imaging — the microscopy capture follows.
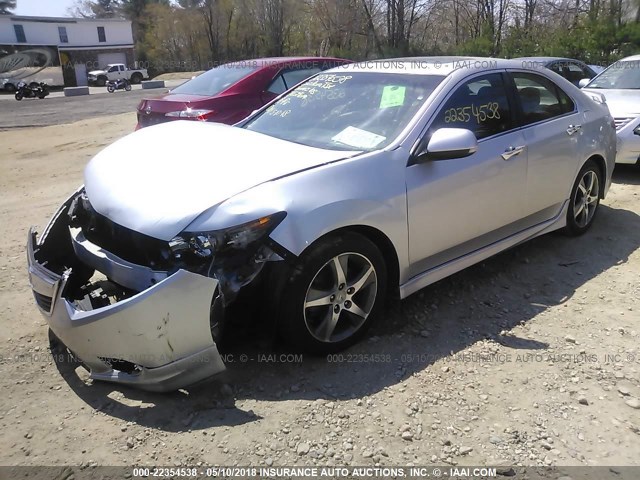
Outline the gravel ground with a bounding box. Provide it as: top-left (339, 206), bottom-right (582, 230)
top-left (0, 113), bottom-right (639, 470)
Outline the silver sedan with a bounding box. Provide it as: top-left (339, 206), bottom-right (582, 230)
top-left (27, 57), bottom-right (616, 391)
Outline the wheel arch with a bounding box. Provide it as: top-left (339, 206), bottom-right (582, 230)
top-left (296, 224), bottom-right (401, 298)
top-left (584, 154), bottom-right (606, 199)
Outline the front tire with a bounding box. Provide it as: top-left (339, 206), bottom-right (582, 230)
top-left (278, 232), bottom-right (387, 353)
top-left (107, 85), bottom-right (115, 93)
top-left (565, 159), bottom-right (602, 236)
top-left (15, 91), bottom-right (23, 101)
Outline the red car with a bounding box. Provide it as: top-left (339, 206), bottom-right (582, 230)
top-left (136, 56), bottom-right (351, 129)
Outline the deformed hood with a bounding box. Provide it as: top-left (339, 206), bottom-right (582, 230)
top-left (84, 121), bottom-right (352, 240)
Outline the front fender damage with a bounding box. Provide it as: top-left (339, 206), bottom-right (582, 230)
top-left (27, 190), bottom-right (284, 391)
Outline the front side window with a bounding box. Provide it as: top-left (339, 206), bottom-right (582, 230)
top-left (429, 73), bottom-right (512, 140)
top-left (587, 60), bottom-right (640, 89)
top-left (244, 72), bottom-right (445, 151)
top-left (58, 26), bottom-right (68, 43)
top-left (511, 72), bottom-right (574, 125)
top-left (97, 26), bottom-right (106, 42)
top-left (14, 25), bottom-right (26, 43)
top-left (107, 65), bottom-right (118, 73)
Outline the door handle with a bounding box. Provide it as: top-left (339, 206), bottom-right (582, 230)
top-left (501, 145), bottom-right (525, 160)
top-left (567, 124), bottom-right (582, 135)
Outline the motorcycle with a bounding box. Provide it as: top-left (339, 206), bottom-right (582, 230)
top-left (107, 78), bottom-right (132, 93)
top-left (15, 81), bottom-right (49, 101)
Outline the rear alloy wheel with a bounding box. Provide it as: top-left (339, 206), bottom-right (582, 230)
top-left (279, 233), bottom-right (386, 353)
top-left (565, 160), bottom-right (602, 235)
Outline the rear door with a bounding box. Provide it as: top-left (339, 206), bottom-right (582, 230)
top-left (507, 71), bottom-right (582, 221)
top-left (406, 72), bottom-right (528, 275)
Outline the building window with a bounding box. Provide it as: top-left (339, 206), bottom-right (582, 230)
top-left (58, 26), bottom-right (68, 43)
top-left (97, 26), bottom-right (106, 43)
top-left (14, 25), bottom-right (26, 43)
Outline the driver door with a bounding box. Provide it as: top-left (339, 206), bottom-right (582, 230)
top-left (406, 72), bottom-right (528, 276)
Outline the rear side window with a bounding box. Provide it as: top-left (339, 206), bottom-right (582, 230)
top-left (267, 67), bottom-right (323, 95)
top-left (282, 68), bottom-right (322, 88)
top-left (430, 73), bottom-right (512, 140)
top-left (267, 74), bottom-right (287, 95)
top-left (511, 72), bottom-right (574, 126)
top-left (171, 64), bottom-right (258, 96)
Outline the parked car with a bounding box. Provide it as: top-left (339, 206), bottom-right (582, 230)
top-left (580, 54), bottom-right (640, 164)
top-left (1, 78), bottom-right (17, 92)
top-left (135, 56), bottom-right (351, 129)
top-left (589, 64), bottom-right (606, 75)
top-left (28, 57), bottom-right (615, 391)
top-left (87, 63), bottom-right (148, 86)
top-left (515, 57), bottom-right (598, 86)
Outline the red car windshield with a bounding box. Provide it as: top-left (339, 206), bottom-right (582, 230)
top-left (171, 64), bottom-right (258, 96)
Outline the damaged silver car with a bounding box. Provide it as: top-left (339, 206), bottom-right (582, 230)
top-left (28, 57), bottom-right (615, 391)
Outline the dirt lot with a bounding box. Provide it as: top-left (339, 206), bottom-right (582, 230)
top-left (0, 113), bottom-right (639, 471)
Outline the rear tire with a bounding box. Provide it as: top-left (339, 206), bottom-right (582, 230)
top-left (125, 83), bottom-right (132, 91)
top-left (4, 83), bottom-right (16, 93)
top-left (131, 73), bottom-right (142, 84)
top-left (565, 159), bottom-right (602, 236)
top-left (278, 232), bottom-right (387, 353)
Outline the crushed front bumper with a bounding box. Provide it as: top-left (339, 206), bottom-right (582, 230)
top-left (27, 226), bottom-right (226, 392)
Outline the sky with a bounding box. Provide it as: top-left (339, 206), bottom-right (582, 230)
top-left (13, 0), bottom-right (78, 17)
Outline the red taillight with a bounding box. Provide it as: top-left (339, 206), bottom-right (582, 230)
top-left (165, 108), bottom-right (216, 121)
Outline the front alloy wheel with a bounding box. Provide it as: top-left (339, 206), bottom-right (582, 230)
top-left (565, 159), bottom-right (602, 235)
top-left (304, 252), bottom-right (377, 343)
top-left (279, 233), bottom-right (387, 353)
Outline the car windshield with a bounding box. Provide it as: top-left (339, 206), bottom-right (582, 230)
top-left (171, 64), bottom-right (258, 96)
top-left (243, 72), bottom-right (445, 151)
top-left (587, 60), bottom-right (640, 89)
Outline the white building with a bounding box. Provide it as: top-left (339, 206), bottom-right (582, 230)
top-left (0, 15), bottom-right (134, 88)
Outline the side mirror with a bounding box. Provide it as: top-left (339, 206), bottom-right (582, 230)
top-left (578, 78), bottom-right (591, 88)
top-left (414, 128), bottom-right (478, 163)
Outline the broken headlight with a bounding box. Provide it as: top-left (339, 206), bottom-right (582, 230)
top-left (169, 212), bottom-right (286, 261)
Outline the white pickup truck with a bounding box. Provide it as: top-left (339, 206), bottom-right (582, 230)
top-left (87, 64), bottom-right (149, 86)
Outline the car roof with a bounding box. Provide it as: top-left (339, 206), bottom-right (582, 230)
top-left (225, 56), bottom-right (348, 68)
top-left (336, 56), bottom-right (556, 76)
top-left (513, 56), bottom-right (586, 63)
top-left (617, 54), bottom-right (640, 62)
